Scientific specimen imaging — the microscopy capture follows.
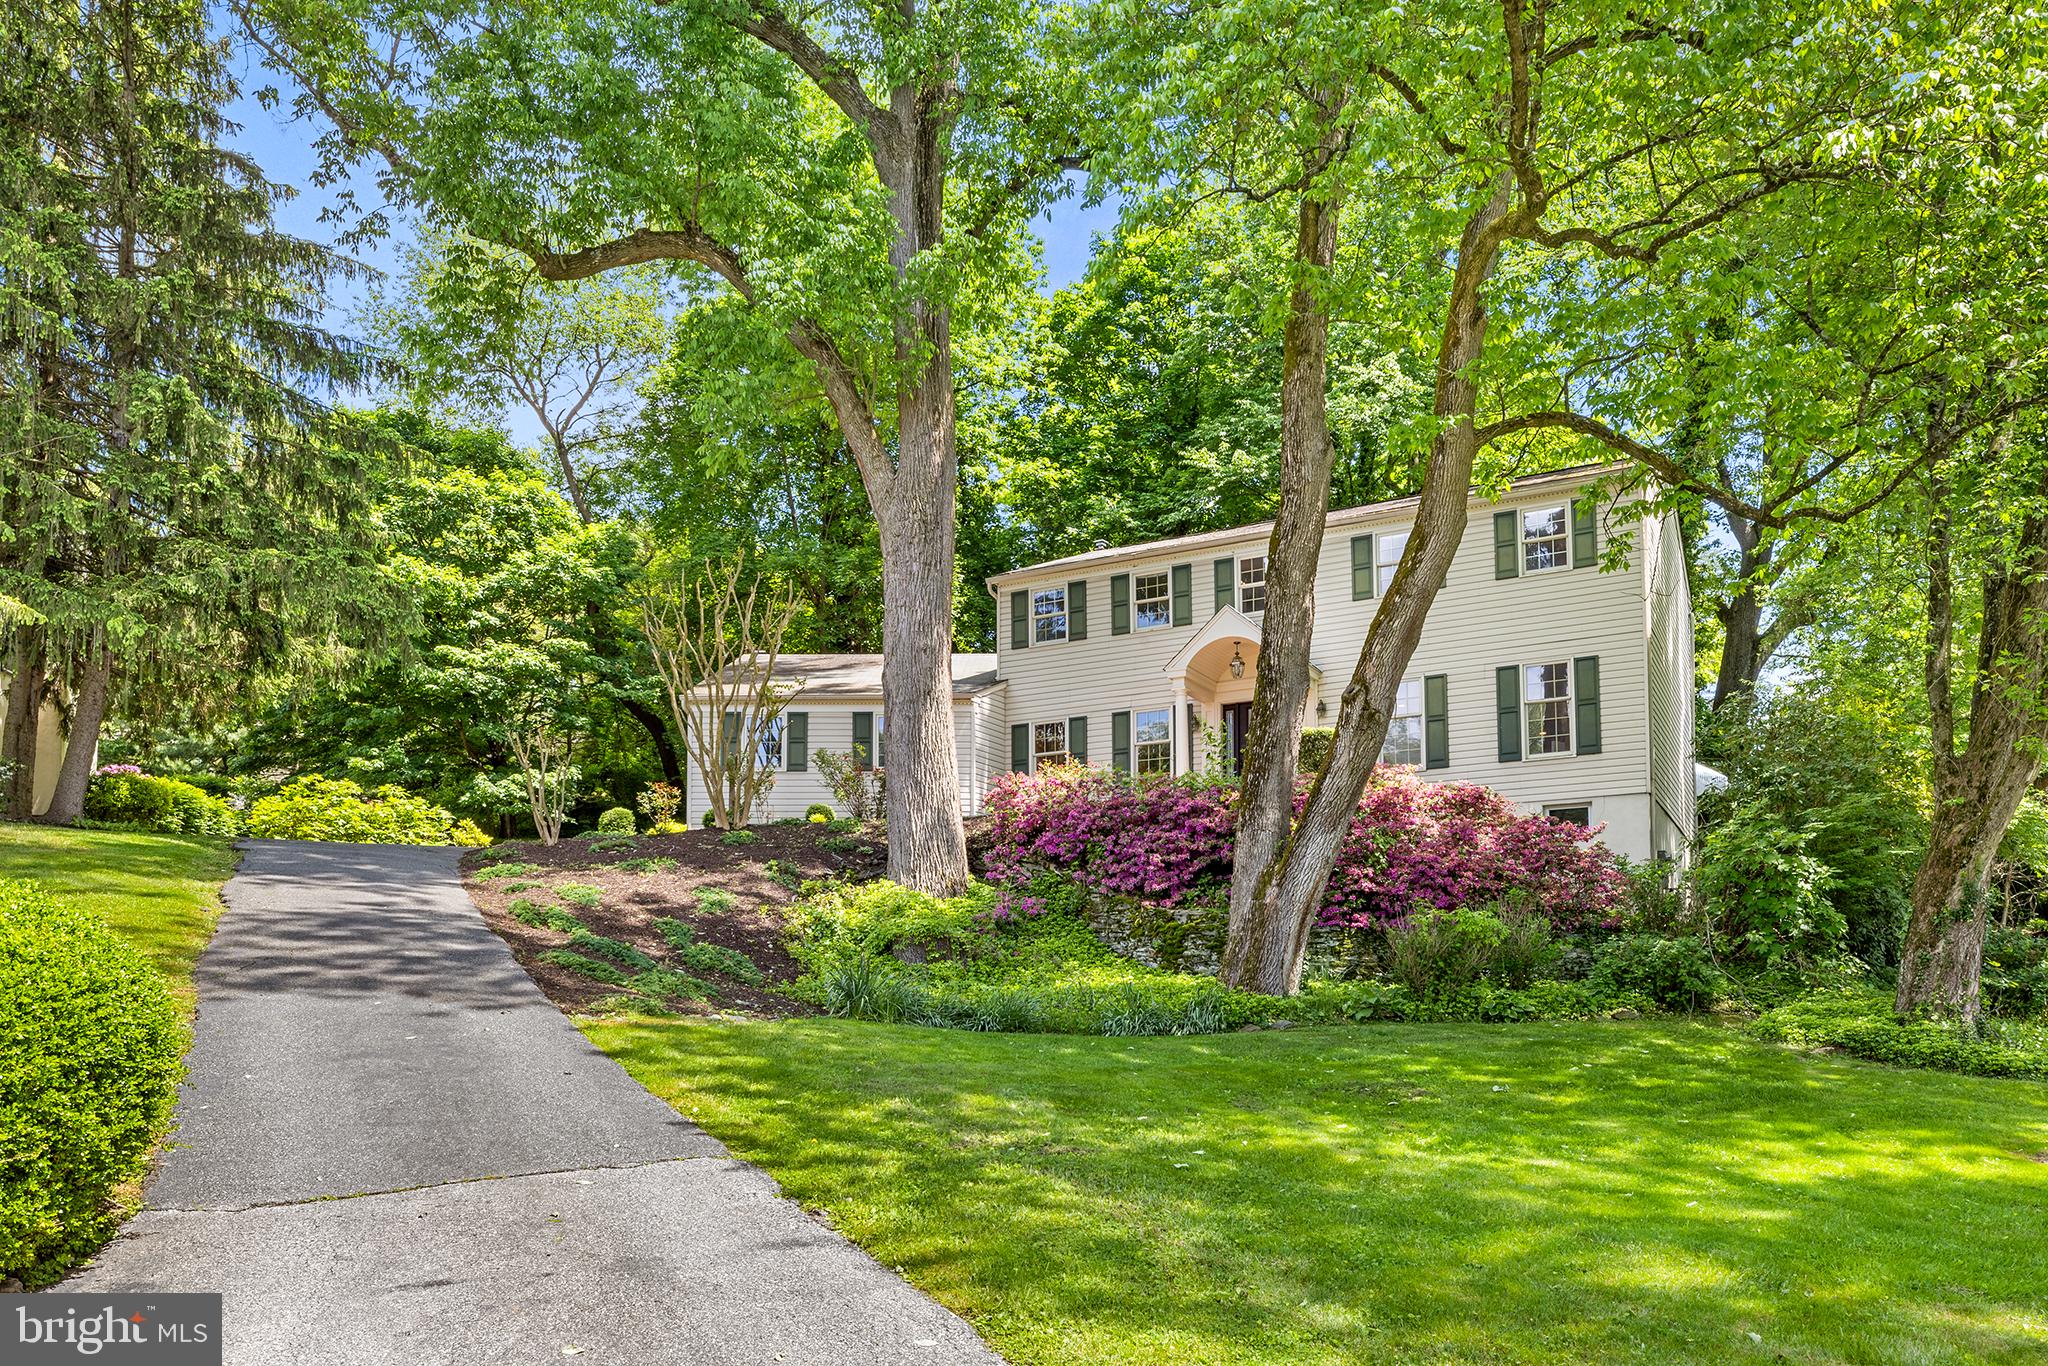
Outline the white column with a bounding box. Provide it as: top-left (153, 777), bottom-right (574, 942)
top-left (1172, 679), bottom-right (1189, 776)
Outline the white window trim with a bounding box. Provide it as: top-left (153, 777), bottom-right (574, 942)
top-left (1133, 570), bottom-right (1172, 631)
top-left (1381, 678), bottom-right (1423, 766)
top-left (1032, 586), bottom-right (1070, 645)
top-left (1544, 803), bottom-right (1593, 827)
top-left (1522, 660), bottom-right (1574, 759)
top-left (1032, 719), bottom-right (1069, 771)
top-left (1521, 504), bottom-right (1570, 574)
top-left (1238, 554), bottom-right (1267, 615)
top-left (1376, 530), bottom-right (1408, 597)
top-left (1134, 707), bottom-right (1172, 774)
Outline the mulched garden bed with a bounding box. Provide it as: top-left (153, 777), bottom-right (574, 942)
top-left (462, 822), bottom-right (886, 1019)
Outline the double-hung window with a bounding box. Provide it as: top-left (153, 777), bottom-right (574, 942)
top-left (1032, 720), bottom-right (1069, 770)
top-left (1033, 587), bottom-right (1069, 644)
top-left (1134, 708), bottom-right (1172, 774)
top-left (1239, 555), bottom-right (1267, 614)
top-left (1134, 571), bottom-right (1171, 630)
top-left (755, 717), bottom-right (786, 770)
top-left (1376, 530), bottom-right (1408, 596)
top-left (1381, 680), bottom-right (1423, 766)
top-left (1522, 506), bottom-right (1569, 572)
top-left (1523, 662), bottom-right (1572, 755)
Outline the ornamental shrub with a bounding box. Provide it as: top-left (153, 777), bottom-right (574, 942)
top-left (83, 772), bottom-right (237, 840)
top-left (1694, 800), bottom-right (1841, 968)
top-left (805, 802), bottom-right (835, 822)
top-left (1297, 727), bottom-right (1336, 773)
top-left (596, 807), bottom-right (637, 836)
top-left (1750, 990), bottom-right (2048, 1080)
top-left (246, 775), bottom-right (470, 845)
top-left (0, 880), bottom-right (185, 1285)
top-left (984, 764), bottom-right (1628, 929)
top-left (1587, 934), bottom-right (1724, 1011)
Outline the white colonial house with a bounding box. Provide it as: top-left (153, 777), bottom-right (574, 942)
top-left (686, 463), bottom-right (1696, 867)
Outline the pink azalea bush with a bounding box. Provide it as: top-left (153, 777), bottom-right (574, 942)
top-left (983, 763), bottom-right (1628, 930)
top-left (1314, 771), bottom-right (1627, 929)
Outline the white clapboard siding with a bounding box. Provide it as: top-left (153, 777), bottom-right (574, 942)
top-left (988, 467), bottom-right (1691, 863)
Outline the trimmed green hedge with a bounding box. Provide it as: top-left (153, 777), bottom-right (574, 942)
top-left (246, 775), bottom-right (488, 845)
top-left (0, 880), bottom-right (184, 1285)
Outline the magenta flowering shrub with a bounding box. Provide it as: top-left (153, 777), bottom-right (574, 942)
top-left (1314, 771), bottom-right (1627, 929)
top-left (984, 763), bottom-right (1234, 905)
top-left (983, 763), bottom-right (1628, 929)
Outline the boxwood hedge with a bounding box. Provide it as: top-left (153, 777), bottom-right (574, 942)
top-left (0, 879), bottom-right (184, 1285)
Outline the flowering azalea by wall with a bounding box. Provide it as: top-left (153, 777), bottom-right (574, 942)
top-left (983, 764), bottom-right (1628, 929)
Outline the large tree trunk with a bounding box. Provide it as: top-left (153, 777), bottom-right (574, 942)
top-left (879, 368), bottom-right (970, 894)
top-left (1222, 183), bottom-right (1344, 982)
top-left (1220, 181), bottom-right (1513, 994)
top-left (1712, 531), bottom-right (1768, 710)
top-left (1897, 498), bottom-right (2048, 1019)
top-left (3, 625), bottom-right (47, 820)
top-left (39, 641), bottom-right (111, 825)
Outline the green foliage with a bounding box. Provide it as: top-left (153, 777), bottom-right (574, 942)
top-left (1296, 728), bottom-right (1335, 774)
top-left (719, 829), bottom-right (759, 848)
top-left (653, 917), bottom-right (763, 985)
top-left (536, 948), bottom-right (631, 986)
top-left (596, 807), bottom-right (637, 836)
top-left (762, 858), bottom-right (803, 892)
top-left (1983, 926), bottom-right (2048, 1019)
top-left (1383, 906), bottom-right (1556, 998)
top-left (805, 803), bottom-right (835, 822)
top-left (566, 930), bottom-right (656, 972)
top-left (1694, 801), bottom-right (1842, 969)
top-left (246, 776), bottom-right (471, 845)
top-left (474, 861), bottom-right (540, 881)
top-left (0, 880), bottom-right (184, 1285)
top-left (83, 773), bottom-right (237, 840)
top-left (693, 888), bottom-right (738, 915)
top-left (510, 900), bottom-right (583, 933)
top-left (555, 884), bottom-right (604, 909)
top-left (1751, 991), bottom-right (2048, 1080)
top-left (1587, 936), bottom-right (1725, 1012)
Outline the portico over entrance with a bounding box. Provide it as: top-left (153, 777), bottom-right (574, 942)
top-left (1162, 606), bottom-right (1322, 775)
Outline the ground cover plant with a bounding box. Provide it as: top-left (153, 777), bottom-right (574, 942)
top-left (0, 878), bottom-right (186, 1286)
top-left (584, 1013), bottom-right (2048, 1366)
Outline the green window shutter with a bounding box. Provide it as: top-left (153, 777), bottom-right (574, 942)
top-left (1111, 710), bottom-right (1132, 772)
top-left (1068, 579), bottom-right (1089, 640)
top-left (1351, 533), bottom-right (1375, 599)
top-left (1494, 511), bottom-right (1520, 579)
top-left (1010, 723), bottom-right (1030, 772)
top-left (1109, 573), bottom-right (1131, 635)
top-left (1213, 556), bottom-right (1235, 610)
top-left (1574, 655), bottom-right (1603, 754)
top-left (785, 711), bottom-right (809, 771)
top-left (851, 711), bottom-right (873, 769)
top-left (1069, 715), bottom-right (1089, 763)
top-left (722, 710), bottom-right (740, 766)
top-left (1495, 666), bottom-right (1522, 763)
top-left (1572, 498), bottom-right (1597, 568)
top-left (1010, 590), bottom-right (1028, 650)
top-left (1171, 564), bottom-right (1193, 626)
top-left (1424, 674), bottom-right (1450, 770)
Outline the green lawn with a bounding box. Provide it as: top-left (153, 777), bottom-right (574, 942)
top-left (585, 1015), bottom-right (2048, 1366)
top-left (0, 822), bottom-right (235, 993)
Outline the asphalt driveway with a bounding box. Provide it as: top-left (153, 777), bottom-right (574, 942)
top-left (60, 840), bottom-right (1001, 1365)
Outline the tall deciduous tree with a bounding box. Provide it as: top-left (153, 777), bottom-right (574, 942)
top-left (237, 0), bottom-right (1087, 893)
top-left (1154, 0), bottom-right (1893, 993)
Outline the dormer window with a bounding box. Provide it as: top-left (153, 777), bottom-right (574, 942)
top-left (1238, 555), bottom-right (1267, 614)
top-left (1522, 506), bottom-right (1569, 572)
top-left (1033, 586), bottom-right (1068, 643)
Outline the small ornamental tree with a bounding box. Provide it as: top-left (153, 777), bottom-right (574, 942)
top-left (642, 557), bottom-right (803, 830)
top-left (506, 721), bottom-right (579, 847)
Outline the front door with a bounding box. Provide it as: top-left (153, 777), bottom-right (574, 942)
top-left (1222, 701), bottom-right (1253, 775)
